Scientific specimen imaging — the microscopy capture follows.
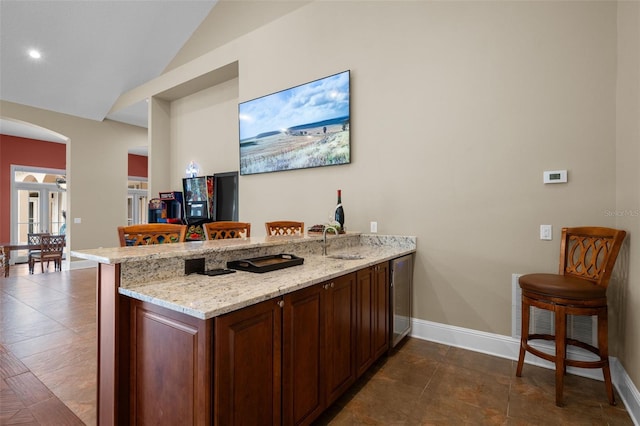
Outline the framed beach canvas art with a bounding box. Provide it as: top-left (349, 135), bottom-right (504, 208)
top-left (238, 70), bottom-right (351, 175)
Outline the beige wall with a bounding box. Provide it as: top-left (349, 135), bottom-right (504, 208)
top-left (154, 0), bottom-right (639, 383)
top-left (0, 101), bottom-right (148, 250)
top-left (615, 1), bottom-right (640, 387)
top-left (163, 1), bottom-right (311, 73)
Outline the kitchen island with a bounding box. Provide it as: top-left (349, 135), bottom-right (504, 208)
top-left (72, 232), bottom-right (416, 425)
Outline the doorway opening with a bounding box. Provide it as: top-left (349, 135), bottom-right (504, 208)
top-left (11, 165), bottom-right (67, 263)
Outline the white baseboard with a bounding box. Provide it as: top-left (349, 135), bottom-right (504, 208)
top-left (410, 317), bottom-right (639, 425)
top-left (612, 357), bottom-right (640, 425)
top-left (65, 259), bottom-right (98, 270)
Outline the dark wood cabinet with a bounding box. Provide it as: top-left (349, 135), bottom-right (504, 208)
top-left (130, 300), bottom-right (212, 425)
top-left (282, 283), bottom-right (325, 425)
top-left (323, 273), bottom-right (357, 406)
top-left (216, 272), bottom-right (358, 426)
top-left (115, 263), bottom-right (390, 425)
top-left (214, 297), bottom-right (282, 425)
top-left (372, 262), bottom-right (390, 360)
top-left (356, 262), bottom-right (389, 377)
top-left (281, 273), bottom-right (358, 425)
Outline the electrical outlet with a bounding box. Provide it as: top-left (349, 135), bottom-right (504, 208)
top-left (540, 225), bottom-right (552, 240)
top-left (370, 221), bottom-right (378, 233)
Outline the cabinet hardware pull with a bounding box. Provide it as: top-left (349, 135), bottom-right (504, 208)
top-left (330, 282), bottom-right (335, 288)
top-left (277, 300), bottom-right (284, 308)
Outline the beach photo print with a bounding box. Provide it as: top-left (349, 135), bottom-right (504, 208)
top-left (238, 70), bottom-right (350, 175)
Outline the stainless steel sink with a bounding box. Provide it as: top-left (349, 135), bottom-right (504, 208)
top-left (326, 254), bottom-right (365, 260)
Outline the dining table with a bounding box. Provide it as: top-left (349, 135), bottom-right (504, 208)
top-left (0, 243), bottom-right (30, 277)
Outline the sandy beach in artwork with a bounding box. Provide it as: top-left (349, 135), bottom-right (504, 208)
top-left (240, 122), bottom-right (350, 174)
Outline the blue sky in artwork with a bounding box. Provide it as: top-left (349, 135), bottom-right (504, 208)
top-left (239, 71), bottom-right (350, 140)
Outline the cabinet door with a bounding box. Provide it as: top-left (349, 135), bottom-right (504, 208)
top-left (324, 273), bottom-right (356, 406)
top-left (283, 284), bottom-right (324, 425)
top-left (356, 262), bottom-right (389, 377)
top-left (372, 262), bottom-right (390, 359)
top-left (131, 300), bottom-right (211, 425)
top-left (214, 298), bottom-right (282, 426)
top-left (356, 267), bottom-right (375, 376)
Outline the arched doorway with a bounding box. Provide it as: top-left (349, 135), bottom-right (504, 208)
top-left (1, 118), bottom-right (69, 264)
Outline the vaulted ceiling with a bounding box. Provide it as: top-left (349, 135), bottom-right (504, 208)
top-left (0, 0), bottom-right (217, 147)
top-left (0, 0), bottom-right (311, 153)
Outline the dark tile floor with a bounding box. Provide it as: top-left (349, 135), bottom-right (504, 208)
top-left (1, 264), bottom-right (634, 425)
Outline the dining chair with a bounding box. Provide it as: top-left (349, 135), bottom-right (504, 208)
top-left (203, 221), bottom-right (251, 240)
top-left (27, 232), bottom-right (50, 274)
top-left (265, 221), bottom-right (304, 236)
top-left (28, 234), bottom-right (66, 274)
top-left (516, 226), bottom-right (627, 406)
top-left (118, 224), bottom-right (187, 246)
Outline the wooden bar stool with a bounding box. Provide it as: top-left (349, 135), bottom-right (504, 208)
top-left (516, 226), bottom-right (626, 406)
top-left (265, 221), bottom-right (304, 236)
top-left (118, 224), bottom-right (187, 246)
top-left (203, 221), bottom-right (251, 240)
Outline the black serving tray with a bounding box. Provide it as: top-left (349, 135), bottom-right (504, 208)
top-left (227, 253), bottom-right (304, 273)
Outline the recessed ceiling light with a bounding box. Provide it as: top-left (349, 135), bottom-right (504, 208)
top-left (28, 49), bottom-right (42, 59)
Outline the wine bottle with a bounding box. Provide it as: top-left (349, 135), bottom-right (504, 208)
top-left (335, 189), bottom-right (345, 229)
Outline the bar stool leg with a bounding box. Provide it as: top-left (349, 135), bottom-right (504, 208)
top-left (598, 309), bottom-right (616, 405)
top-left (516, 298), bottom-right (530, 377)
top-left (555, 307), bottom-right (567, 407)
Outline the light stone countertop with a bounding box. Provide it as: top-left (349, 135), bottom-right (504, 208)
top-left (119, 244), bottom-right (414, 319)
top-left (71, 234), bottom-right (316, 265)
top-left (72, 233), bottom-right (416, 320)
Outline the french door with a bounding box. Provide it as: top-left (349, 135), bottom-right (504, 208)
top-left (15, 187), bottom-right (66, 235)
top-left (11, 166), bottom-right (67, 263)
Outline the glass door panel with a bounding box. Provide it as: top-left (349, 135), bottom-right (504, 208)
top-left (16, 189), bottom-right (44, 239)
top-left (128, 191), bottom-right (148, 225)
top-left (14, 189), bottom-right (43, 262)
top-left (136, 194), bottom-right (148, 224)
top-left (127, 195), bottom-right (134, 225)
top-left (48, 190), bottom-right (66, 235)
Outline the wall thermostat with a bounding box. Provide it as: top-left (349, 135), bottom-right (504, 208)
top-left (543, 170), bottom-right (567, 184)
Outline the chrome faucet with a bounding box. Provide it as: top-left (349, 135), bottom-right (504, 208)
top-left (322, 225), bottom-right (338, 256)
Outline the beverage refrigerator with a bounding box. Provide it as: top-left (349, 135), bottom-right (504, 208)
top-left (390, 254), bottom-right (413, 348)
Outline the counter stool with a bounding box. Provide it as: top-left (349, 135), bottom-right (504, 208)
top-left (118, 224), bottom-right (187, 246)
top-left (203, 221), bottom-right (251, 240)
top-left (265, 221), bottom-right (304, 236)
top-left (516, 226), bottom-right (626, 406)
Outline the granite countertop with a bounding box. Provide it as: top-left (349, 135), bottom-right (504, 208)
top-left (73, 233), bottom-right (416, 320)
top-left (71, 233), bottom-right (357, 265)
top-left (118, 243), bottom-right (414, 320)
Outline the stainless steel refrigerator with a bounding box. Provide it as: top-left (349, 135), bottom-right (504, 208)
top-left (390, 254), bottom-right (413, 347)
